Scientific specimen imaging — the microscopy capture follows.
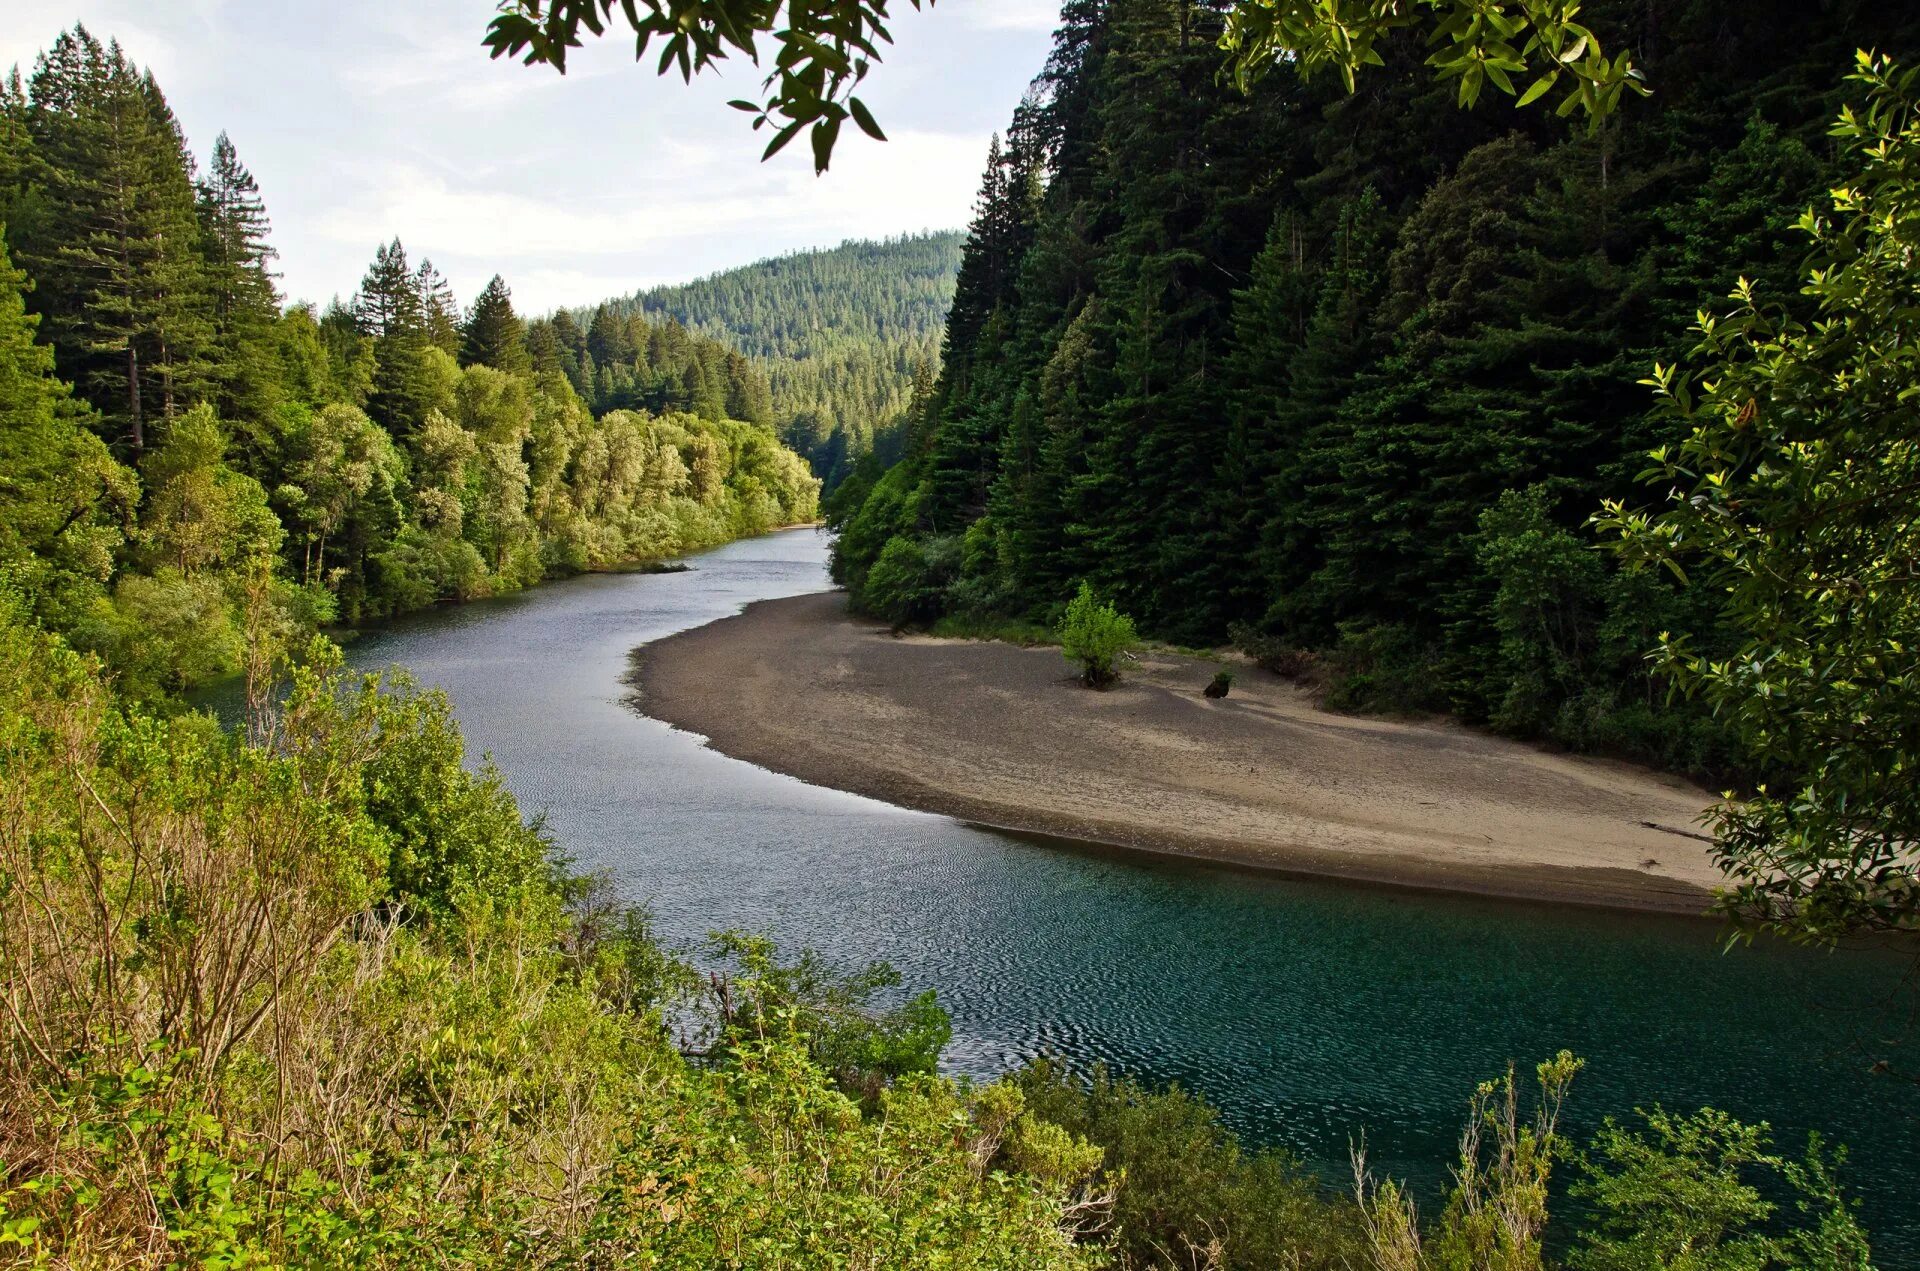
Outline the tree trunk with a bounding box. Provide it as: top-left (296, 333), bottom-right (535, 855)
top-left (128, 345), bottom-right (144, 452)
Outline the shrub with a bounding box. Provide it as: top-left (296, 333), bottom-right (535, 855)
top-left (1322, 621), bottom-right (1451, 714)
top-left (1012, 1060), bottom-right (1362, 1270)
top-left (1568, 1107), bottom-right (1873, 1271)
top-left (1058, 582), bottom-right (1137, 687)
top-left (1229, 622), bottom-right (1318, 681)
top-left (859, 533), bottom-right (959, 628)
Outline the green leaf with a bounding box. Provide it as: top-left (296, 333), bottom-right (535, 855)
top-left (810, 115), bottom-right (843, 172)
top-left (848, 96), bottom-right (886, 141)
top-left (1516, 72), bottom-right (1559, 106)
top-left (762, 119), bottom-right (804, 160)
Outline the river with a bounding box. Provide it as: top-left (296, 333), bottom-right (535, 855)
top-left (292, 526), bottom-right (1920, 1258)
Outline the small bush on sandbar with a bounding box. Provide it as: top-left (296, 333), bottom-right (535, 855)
top-left (1058, 582), bottom-right (1138, 688)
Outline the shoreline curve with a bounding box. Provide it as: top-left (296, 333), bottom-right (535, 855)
top-left (626, 591), bottom-right (1724, 916)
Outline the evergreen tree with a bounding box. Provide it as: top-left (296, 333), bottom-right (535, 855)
top-left (828, 0), bottom-right (1920, 770)
top-left (0, 224), bottom-right (134, 628)
top-left (460, 274), bottom-right (530, 374)
top-left (353, 239), bottom-right (434, 436)
top-left (196, 131), bottom-right (283, 462)
top-left (416, 257), bottom-right (461, 355)
top-left (22, 28), bottom-right (211, 450)
top-left (586, 302), bottom-right (634, 368)
top-left (0, 69), bottom-right (40, 239)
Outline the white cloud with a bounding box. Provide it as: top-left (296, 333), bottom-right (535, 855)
top-left (7, 0), bottom-right (1056, 315)
top-left (950, 0), bottom-right (1062, 33)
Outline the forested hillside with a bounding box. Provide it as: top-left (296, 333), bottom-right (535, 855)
top-left (611, 232), bottom-right (963, 487)
top-left (0, 26), bottom-right (817, 699)
top-left (831, 0), bottom-right (1920, 778)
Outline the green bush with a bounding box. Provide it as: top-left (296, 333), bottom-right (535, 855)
top-left (1058, 581), bottom-right (1138, 687)
top-left (1322, 621), bottom-right (1451, 714)
top-left (859, 534), bottom-right (958, 628)
top-left (1012, 1060), bottom-right (1363, 1270)
top-left (1568, 1107), bottom-right (1873, 1271)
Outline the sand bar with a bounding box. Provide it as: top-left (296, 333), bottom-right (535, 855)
top-left (628, 592), bottom-right (1726, 914)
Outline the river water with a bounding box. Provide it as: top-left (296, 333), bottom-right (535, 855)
top-left (299, 527), bottom-right (1920, 1257)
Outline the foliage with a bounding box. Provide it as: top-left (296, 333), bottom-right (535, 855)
top-left (1355, 1052), bottom-right (1582, 1271)
top-left (1058, 581), bottom-right (1137, 688)
top-left (614, 232), bottom-right (959, 490)
top-left (1569, 1108), bottom-right (1874, 1271)
top-left (861, 533), bottom-right (956, 628)
top-left (1597, 52), bottom-right (1920, 940)
top-left (0, 14), bottom-right (1906, 1271)
top-left (484, 0), bottom-right (1644, 171)
top-left (697, 929), bottom-right (953, 1100)
top-left (830, 0), bottom-right (1913, 776)
top-left (0, 223), bottom-right (135, 634)
top-left (1220, 0), bottom-right (1647, 121)
top-left (0, 605), bottom-right (1104, 1268)
top-left (1013, 1060), bottom-right (1365, 1269)
top-left (484, 0), bottom-right (925, 173)
top-left (0, 23), bottom-right (820, 689)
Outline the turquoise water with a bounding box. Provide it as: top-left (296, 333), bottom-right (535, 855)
top-left (259, 528), bottom-right (1920, 1259)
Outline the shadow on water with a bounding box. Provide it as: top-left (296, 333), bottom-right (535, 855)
top-left (206, 527), bottom-right (1920, 1262)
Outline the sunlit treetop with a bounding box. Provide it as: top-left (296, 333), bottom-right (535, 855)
top-left (1221, 0), bottom-right (1647, 119)
top-left (483, 0), bottom-right (1647, 173)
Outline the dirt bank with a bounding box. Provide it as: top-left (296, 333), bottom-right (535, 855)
top-left (628, 591), bottom-right (1725, 914)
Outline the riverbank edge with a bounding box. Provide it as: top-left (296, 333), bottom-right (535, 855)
top-left (625, 592), bottom-right (1722, 919)
top-left (310, 520), bottom-right (824, 641)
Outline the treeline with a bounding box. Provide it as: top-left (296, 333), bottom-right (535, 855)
top-left (523, 300), bottom-right (779, 427)
top-left (831, 0), bottom-right (1920, 778)
top-left (0, 26), bottom-right (817, 698)
top-left (616, 232), bottom-right (964, 488)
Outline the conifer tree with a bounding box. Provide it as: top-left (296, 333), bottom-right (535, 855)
top-left (1254, 188), bottom-right (1392, 640)
top-left (0, 224), bottom-right (134, 626)
top-left (0, 69), bottom-right (39, 238)
top-left (416, 257), bottom-right (461, 355)
top-left (196, 131), bottom-right (283, 459)
top-left (460, 274), bottom-right (530, 374)
top-left (586, 302), bottom-right (634, 368)
top-left (353, 239), bottom-right (434, 436)
top-left (23, 28), bottom-right (211, 449)
top-left (524, 316), bottom-right (563, 374)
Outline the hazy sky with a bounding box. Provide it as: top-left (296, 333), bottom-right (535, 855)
top-left (0, 0), bottom-right (1060, 313)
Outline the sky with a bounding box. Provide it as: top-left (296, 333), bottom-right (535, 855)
top-left (0, 0), bottom-right (1060, 314)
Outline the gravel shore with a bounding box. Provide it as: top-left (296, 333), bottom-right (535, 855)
top-left (627, 591), bottom-right (1724, 914)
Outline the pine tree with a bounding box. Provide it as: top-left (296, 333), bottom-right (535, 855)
top-left (1254, 188), bottom-right (1392, 640)
top-left (524, 317), bottom-right (563, 374)
top-left (23, 28), bottom-right (211, 450)
top-left (353, 239), bottom-right (434, 436)
top-left (0, 69), bottom-right (40, 240)
top-left (586, 303), bottom-right (635, 368)
top-left (196, 131), bottom-right (283, 461)
top-left (460, 274), bottom-right (530, 373)
top-left (0, 223), bottom-right (135, 626)
top-left (416, 258), bottom-right (461, 355)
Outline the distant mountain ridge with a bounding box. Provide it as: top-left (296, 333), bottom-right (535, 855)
top-left (610, 232), bottom-right (964, 486)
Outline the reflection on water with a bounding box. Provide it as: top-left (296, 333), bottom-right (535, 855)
top-left (221, 527), bottom-right (1920, 1260)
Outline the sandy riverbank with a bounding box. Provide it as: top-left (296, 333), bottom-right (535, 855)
top-left (627, 591), bottom-right (1726, 913)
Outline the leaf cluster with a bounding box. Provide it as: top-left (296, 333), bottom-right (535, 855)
top-left (483, 0), bottom-right (925, 172)
top-left (1597, 52), bottom-right (1920, 940)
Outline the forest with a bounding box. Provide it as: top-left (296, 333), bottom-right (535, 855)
top-left (0, 27), bottom-right (818, 700)
top-left (3, 3), bottom-right (1918, 1268)
top-left (610, 231), bottom-right (963, 489)
top-left (830, 0), bottom-right (1920, 780)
